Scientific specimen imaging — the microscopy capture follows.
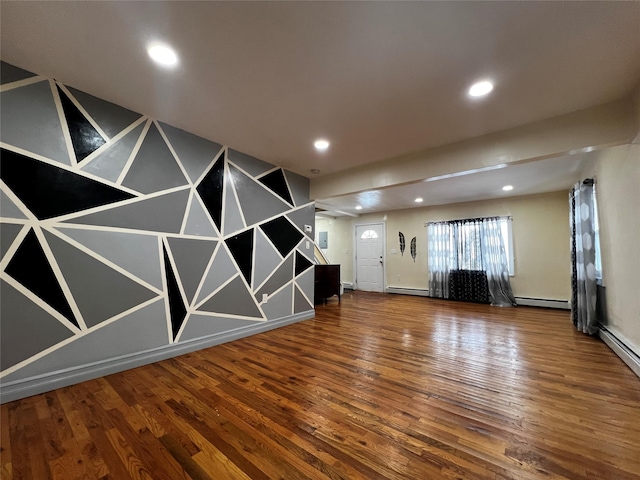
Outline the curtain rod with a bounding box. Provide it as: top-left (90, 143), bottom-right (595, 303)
top-left (425, 215), bottom-right (512, 227)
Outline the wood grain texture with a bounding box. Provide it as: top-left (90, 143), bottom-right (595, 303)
top-left (2, 291), bottom-right (639, 479)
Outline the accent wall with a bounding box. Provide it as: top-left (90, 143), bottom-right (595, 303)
top-left (0, 62), bottom-right (315, 402)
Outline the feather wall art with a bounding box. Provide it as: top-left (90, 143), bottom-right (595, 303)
top-left (410, 237), bottom-right (417, 262)
top-left (399, 232), bottom-right (406, 256)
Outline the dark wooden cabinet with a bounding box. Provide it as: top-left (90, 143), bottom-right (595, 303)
top-left (314, 264), bottom-right (341, 304)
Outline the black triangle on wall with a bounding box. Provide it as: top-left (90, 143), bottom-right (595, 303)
top-left (260, 216), bottom-right (304, 258)
top-left (225, 229), bottom-right (254, 286)
top-left (0, 148), bottom-right (135, 220)
top-left (163, 245), bottom-right (187, 341)
top-left (295, 251), bottom-right (314, 276)
top-left (258, 169), bottom-right (293, 206)
top-left (196, 156), bottom-right (225, 232)
top-left (5, 228), bottom-right (78, 328)
top-left (57, 86), bottom-right (106, 162)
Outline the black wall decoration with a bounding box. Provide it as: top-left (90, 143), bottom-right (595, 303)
top-left (5, 229), bottom-right (78, 328)
top-left (0, 148), bottom-right (135, 220)
top-left (410, 237), bottom-right (417, 262)
top-left (399, 232), bottom-right (406, 256)
top-left (57, 86), bottom-right (106, 162)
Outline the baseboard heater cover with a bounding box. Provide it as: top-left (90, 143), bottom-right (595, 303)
top-left (385, 288), bottom-right (569, 309)
top-left (514, 297), bottom-right (570, 309)
top-left (1, 310), bottom-right (315, 404)
top-left (386, 287), bottom-right (430, 297)
top-left (599, 326), bottom-right (640, 379)
top-left (342, 282), bottom-right (354, 291)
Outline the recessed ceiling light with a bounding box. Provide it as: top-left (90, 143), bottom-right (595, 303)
top-left (310, 168), bottom-right (320, 174)
top-left (502, 185), bottom-right (514, 191)
top-left (415, 197), bottom-right (423, 203)
top-left (468, 80), bottom-right (493, 97)
top-left (314, 139), bottom-right (330, 151)
top-left (148, 44), bottom-right (178, 67)
top-left (355, 205), bottom-right (363, 210)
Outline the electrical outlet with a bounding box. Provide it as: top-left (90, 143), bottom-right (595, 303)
top-left (262, 294), bottom-right (268, 303)
top-left (306, 240), bottom-right (310, 249)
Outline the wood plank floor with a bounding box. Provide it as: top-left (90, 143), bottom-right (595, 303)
top-left (2, 291), bottom-right (640, 479)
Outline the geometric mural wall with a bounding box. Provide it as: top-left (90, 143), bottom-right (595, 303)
top-left (0, 62), bottom-right (315, 386)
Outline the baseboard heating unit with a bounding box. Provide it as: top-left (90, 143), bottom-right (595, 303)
top-left (599, 326), bottom-right (640, 379)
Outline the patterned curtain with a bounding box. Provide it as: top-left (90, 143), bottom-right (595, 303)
top-left (569, 181), bottom-right (598, 334)
top-left (480, 217), bottom-right (516, 306)
top-left (427, 222), bottom-right (451, 298)
top-left (428, 218), bottom-right (516, 306)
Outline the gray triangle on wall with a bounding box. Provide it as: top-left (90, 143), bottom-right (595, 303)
top-left (55, 227), bottom-right (164, 290)
top-left (166, 237), bottom-right (218, 304)
top-left (66, 86), bottom-right (142, 139)
top-left (1, 279), bottom-right (74, 371)
top-left (63, 188), bottom-right (190, 234)
top-left (179, 314), bottom-right (261, 342)
top-left (295, 267), bottom-right (315, 302)
top-left (0, 190), bottom-right (28, 220)
top-left (122, 123), bottom-right (188, 194)
top-left (261, 282), bottom-right (294, 320)
top-left (253, 229), bottom-right (283, 290)
top-left (294, 285), bottom-right (313, 313)
top-left (184, 193), bottom-right (219, 237)
top-left (1, 298), bottom-right (168, 382)
top-left (254, 253), bottom-right (294, 300)
top-left (44, 230), bottom-right (159, 328)
top-left (229, 165), bottom-right (290, 227)
top-left (223, 170), bottom-right (246, 236)
top-left (81, 122), bottom-right (146, 183)
top-left (284, 170), bottom-right (310, 207)
top-left (227, 149), bottom-right (274, 177)
top-left (1, 223), bottom-right (25, 261)
top-left (198, 275), bottom-right (263, 319)
top-left (0, 80), bottom-right (71, 166)
top-left (159, 122), bottom-right (223, 183)
top-left (286, 204), bottom-right (315, 239)
top-left (1, 61), bottom-right (37, 85)
top-left (195, 244), bottom-right (238, 306)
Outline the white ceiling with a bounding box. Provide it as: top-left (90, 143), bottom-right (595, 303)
top-left (2, 1), bottom-right (639, 213)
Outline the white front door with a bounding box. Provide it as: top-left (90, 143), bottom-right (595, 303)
top-left (355, 224), bottom-right (384, 292)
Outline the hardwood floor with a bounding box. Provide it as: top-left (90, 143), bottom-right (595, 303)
top-left (2, 291), bottom-right (639, 479)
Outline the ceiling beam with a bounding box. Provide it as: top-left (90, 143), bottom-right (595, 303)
top-left (310, 97), bottom-right (637, 200)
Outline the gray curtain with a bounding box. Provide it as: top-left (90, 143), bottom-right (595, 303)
top-left (570, 181), bottom-right (598, 334)
top-left (428, 222), bottom-right (451, 298)
top-left (480, 217), bottom-right (516, 306)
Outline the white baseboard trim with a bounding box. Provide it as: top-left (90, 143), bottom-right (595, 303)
top-left (1, 310), bottom-right (315, 404)
top-left (384, 288), bottom-right (570, 309)
top-left (514, 297), bottom-right (570, 309)
top-left (386, 286), bottom-right (431, 297)
top-left (599, 327), bottom-right (640, 379)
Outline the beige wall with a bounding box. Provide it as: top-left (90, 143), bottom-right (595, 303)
top-left (316, 191), bottom-right (571, 300)
top-left (581, 144), bottom-right (640, 354)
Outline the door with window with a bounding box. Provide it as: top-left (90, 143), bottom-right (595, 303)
top-left (355, 224), bottom-right (384, 292)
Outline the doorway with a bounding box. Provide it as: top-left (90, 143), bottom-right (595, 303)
top-left (354, 223), bottom-right (384, 292)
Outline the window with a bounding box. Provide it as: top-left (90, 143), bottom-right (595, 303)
top-left (360, 229), bottom-right (379, 239)
top-left (439, 217), bottom-right (514, 275)
top-left (592, 186), bottom-right (602, 282)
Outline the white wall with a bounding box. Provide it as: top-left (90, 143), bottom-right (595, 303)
top-left (581, 144), bottom-right (640, 355)
top-left (316, 191), bottom-right (571, 300)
